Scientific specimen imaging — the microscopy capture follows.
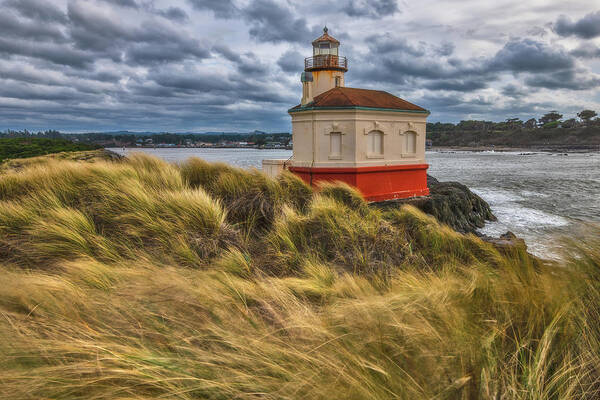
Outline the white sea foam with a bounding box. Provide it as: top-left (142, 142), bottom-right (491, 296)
top-left (473, 187), bottom-right (570, 258)
top-left (473, 188), bottom-right (569, 229)
top-left (471, 188), bottom-right (523, 204)
top-left (493, 206), bottom-right (569, 228)
top-left (519, 190), bottom-right (550, 198)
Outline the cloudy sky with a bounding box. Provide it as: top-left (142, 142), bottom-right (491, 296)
top-left (1, 0), bottom-right (599, 132)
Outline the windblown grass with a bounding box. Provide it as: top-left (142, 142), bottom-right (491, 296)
top-left (0, 153), bottom-right (599, 399)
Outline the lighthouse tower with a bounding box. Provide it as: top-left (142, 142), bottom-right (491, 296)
top-left (285, 28), bottom-right (431, 202)
top-left (301, 27), bottom-right (347, 105)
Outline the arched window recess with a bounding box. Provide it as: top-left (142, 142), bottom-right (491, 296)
top-left (400, 130), bottom-right (418, 157)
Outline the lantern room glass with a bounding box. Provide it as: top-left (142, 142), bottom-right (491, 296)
top-left (313, 42), bottom-right (339, 56)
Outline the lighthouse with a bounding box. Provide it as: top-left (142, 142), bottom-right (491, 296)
top-left (300, 26), bottom-right (347, 105)
top-left (264, 28), bottom-right (430, 201)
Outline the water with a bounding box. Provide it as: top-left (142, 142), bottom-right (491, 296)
top-left (427, 151), bottom-right (600, 257)
top-left (109, 148), bottom-right (600, 257)
top-left (109, 147), bottom-right (293, 169)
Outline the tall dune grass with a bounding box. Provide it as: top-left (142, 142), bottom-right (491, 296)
top-left (0, 153), bottom-right (599, 399)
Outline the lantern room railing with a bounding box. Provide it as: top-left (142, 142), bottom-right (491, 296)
top-left (305, 55), bottom-right (348, 71)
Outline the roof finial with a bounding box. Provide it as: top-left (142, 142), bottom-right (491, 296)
top-left (323, 26), bottom-right (328, 34)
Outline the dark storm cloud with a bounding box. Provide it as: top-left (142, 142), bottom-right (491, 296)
top-left (436, 42), bottom-right (455, 57)
top-left (501, 84), bottom-right (530, 98)
top-left (0, 0), bottom-right (300, 132)
top-left (66, 2), bottom-right (209, 64)
top-left (155, 7), bottom-right (189, 21)
top-left (554, 11), bottom-right (600, 39)
top-left (0, 12), bottom-right (66, 42)
top-left (367, 34), bottom-right (427, 56)
top-left (342, 0), bottom-right (398, 18)
top-left (0, 0), bottom-right (598, 132)
top-left (3, 0), bottom-right (67, 22)
top-left (126, 42), bottom-right (209, 64)
top-left (488, 39), bottom-right (574, 73)
top-left (352, 32), bottom-right (489, 90)
top-left (525, 70), bottom-right (600, 90)
top-left (423, 79), bottom-right (488, 92)
top-left (0, 79), bottom-right (94, 101)
top-left (571, 44), bottom-right (600, 59)
top-left (67, 2), bottom-right (135, 52)
top-left (98, 0), bottom-right (140, 8)
top-left (148, 67), bottom-right (293, 104)
top-left (277, 50), bottom-right (304, 73)
top-left (354, 33), bottom-right (583, 96)
top-left (187, 0), bottom-right (238, 18)
top-left (212, 46), bottom-right (268, 75)
top-left (244, 0), bottom-right (314, 43)
top-left (212, 45), bottom-right (243, 64)
top-left (0, 37), bottom-right (95, 68)
top-left (0, 62), bottom-right (120, 94)
top-left (421, 94), bottom-right (492, 109)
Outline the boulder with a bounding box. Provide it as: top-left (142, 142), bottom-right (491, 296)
top-left (480, 231), bottom-right (528, 252)
top-left (372, 175), bottom-right (496, 234)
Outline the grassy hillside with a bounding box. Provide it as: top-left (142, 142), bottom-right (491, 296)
top-left (0, 154), bottom-right (599, 399)
top-left (428, 126), bottom-right (600, 148)
top-left (0, 137), bottom-right (100, 162)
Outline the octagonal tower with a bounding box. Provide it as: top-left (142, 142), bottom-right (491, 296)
top-left (301, 27), bottom-right (347, 105)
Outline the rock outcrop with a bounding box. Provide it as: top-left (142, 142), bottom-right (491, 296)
top-left (372, 175), bottom-right (496, 234)
top-left (480, 231), bottom-right (528, 253)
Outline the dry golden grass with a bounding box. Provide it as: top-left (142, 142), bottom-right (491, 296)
top-left (0, 153), bottom-right (599, 399)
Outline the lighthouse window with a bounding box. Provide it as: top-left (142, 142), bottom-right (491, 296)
top-left (335, 76), bottom-right (341, 87)
top-left (329, 132), bottom-right (342, 158)
top-left (316, 42), bottom-right (334, 55)
top-left (405, 131), bottom-right (417, 154)
top-left (367, 131), bottom-right (383, 156)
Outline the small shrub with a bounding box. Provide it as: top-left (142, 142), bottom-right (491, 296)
top-left (180, 157), bottom-right (290, 234)
top-left (318, 181), bottom-right (369, 214)
top-left (268, 195), bottom-right (407, 277)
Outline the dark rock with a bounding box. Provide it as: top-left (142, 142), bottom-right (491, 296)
top-left (427, 175), bottom-right (440, 186)
top-left (480, 231), bottom-right (527, 252)
top-left (102, 149), bottom-right (125, 161)
top-left (372, 175), bottom-right (496, 234)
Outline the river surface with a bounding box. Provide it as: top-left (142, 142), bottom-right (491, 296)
top-left (109, 147), bottom-right (600, 257)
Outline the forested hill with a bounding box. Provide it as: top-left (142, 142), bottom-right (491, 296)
top-left (427, 110), bottom-right (600, 149)
top-left (427, 125), bottom-right (600, 149)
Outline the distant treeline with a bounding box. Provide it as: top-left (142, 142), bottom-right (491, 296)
top-left (426, 110), bottom-right (600, 148)
top-left (0, 137), bottom-right (100, 162)
top-left (3, 109), bottom-right (600, 149)
top-left (427, 109), bottom-right (599, 133)
top-left (0, 130), bottom-right (291, 147)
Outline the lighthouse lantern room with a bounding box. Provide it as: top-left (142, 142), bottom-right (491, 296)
top-left (264, 27), bottom-right (430, 202)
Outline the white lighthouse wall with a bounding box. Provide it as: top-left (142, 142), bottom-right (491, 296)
top-left (290, 109), bottom-right (427, 168)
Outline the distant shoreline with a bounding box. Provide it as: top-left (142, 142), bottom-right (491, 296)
top-left (111, 145), bottom-right (292, 150)
top-left (108, 145), bottom-right (600, 154)
top-left (429, 145), bottom-right (600, 153)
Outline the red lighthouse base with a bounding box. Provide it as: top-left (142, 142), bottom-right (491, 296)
top-left (288, 164), bottom-right (430, 202)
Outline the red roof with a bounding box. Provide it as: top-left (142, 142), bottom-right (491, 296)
top-left (290, 87), bottom-right (427, 112)
top-left (312, 28), bottom-right (340, 46)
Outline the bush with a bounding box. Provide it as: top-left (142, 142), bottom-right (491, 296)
top-left (542, 121), bottom-right (560, 129)
top-left (268, 193), bottom-right (408, 277)
top-left (0, 137), bottom-right (99, 162)
top-left (0, 154), bottom-right (236, 267)
top-left (181, 157), bottom-right (309, 235)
